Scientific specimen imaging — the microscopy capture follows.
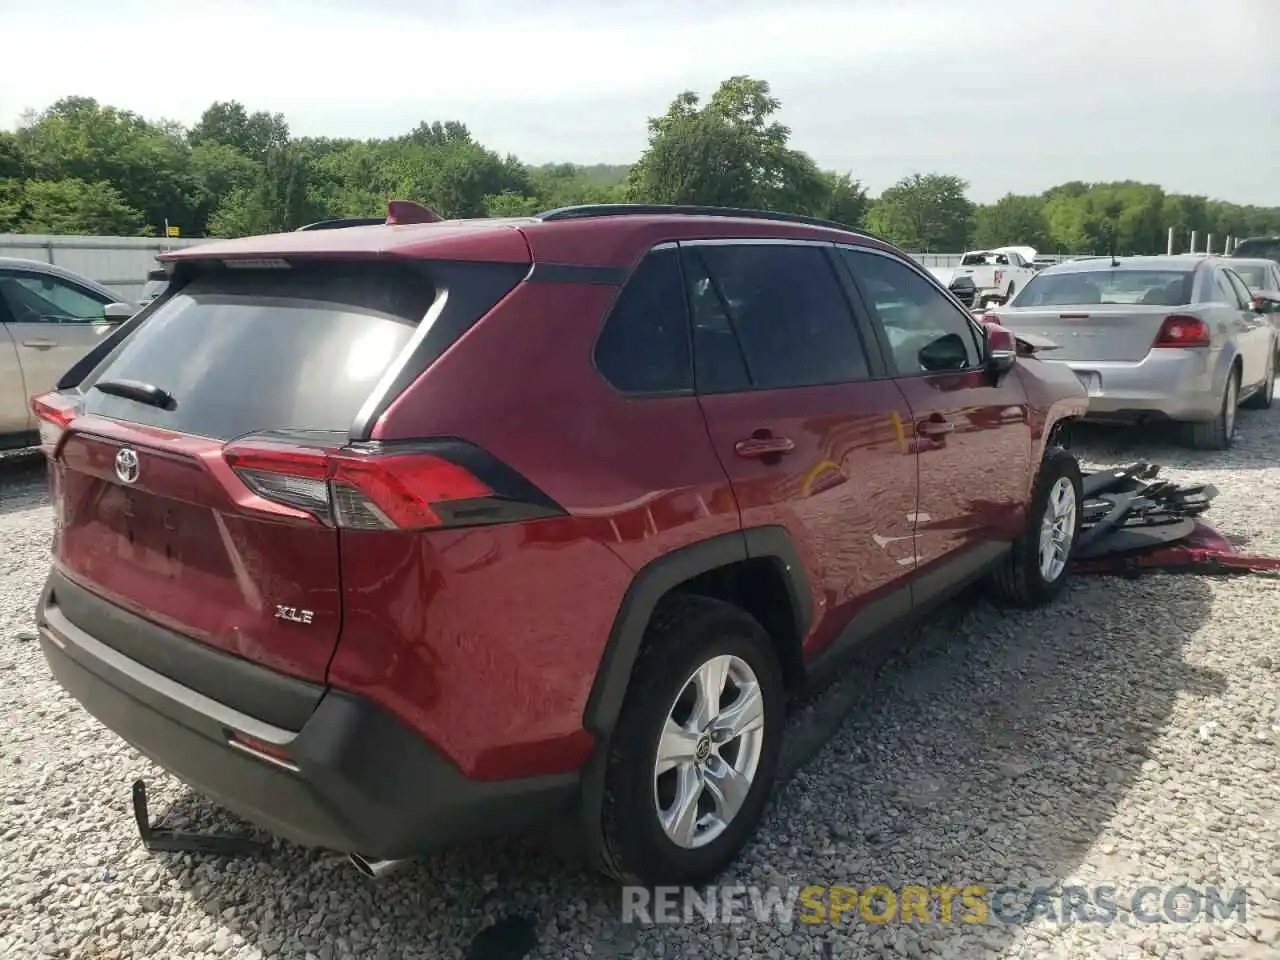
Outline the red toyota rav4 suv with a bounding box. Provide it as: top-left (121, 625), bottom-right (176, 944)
top-left (32, 203), bottom-right (1088, 887)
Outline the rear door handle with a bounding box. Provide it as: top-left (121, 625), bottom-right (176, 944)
top-left (917, 419), bottom-right (955, 437)
top-left (734, 436), bottom-right (795, 458)
top-left (22, 339), bottom-right (57, 349)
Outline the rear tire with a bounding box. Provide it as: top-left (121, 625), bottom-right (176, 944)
top-left (595, 595), bottom-right (784, 887)
top-left (1187, 367), bottom-right (1240, 450)
top-left (1242, 352), bottom-right (1274, 410)
top-left (989, 447), bottom-right (1082, 608)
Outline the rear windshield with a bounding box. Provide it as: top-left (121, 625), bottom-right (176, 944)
top-left (1014, 269), bottom-right (1193, 307)
top-left (960, 251), bottom-right (1011, 266)
top-left (81, 263), bottom-right (436, 441)
top-left (1232, 240), bottom-right (1280, 263)
top-left (1229, 263), bottom-right (1269, 290)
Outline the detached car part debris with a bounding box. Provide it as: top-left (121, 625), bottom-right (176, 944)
top-left (132, 780), bottom-right (267, 856)
top-left (1070, 462), bottom-right (1280, 576)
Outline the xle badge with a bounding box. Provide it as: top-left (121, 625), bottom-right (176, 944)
top-left (274, 605), bottom-right (314, 625)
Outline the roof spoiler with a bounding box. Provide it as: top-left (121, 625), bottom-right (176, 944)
top-left (385, 199), bottom-right (443, 225)
top-left (293, 200), bottom-right (444, 232)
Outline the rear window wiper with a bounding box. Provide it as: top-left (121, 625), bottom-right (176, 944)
top-left (93, 378), bottom-right (176, 411)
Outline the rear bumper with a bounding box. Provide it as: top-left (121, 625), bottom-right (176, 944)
top-left (1048, 351), bottom-right (1219, 422)
top-left (35, 572), bottom-right (578, 859)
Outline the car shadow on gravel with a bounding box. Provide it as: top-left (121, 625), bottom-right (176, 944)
top-left (147, 572), bottom-right (1223, 959)
top-left (0, 451), bottom-right (49, 517)
top-left (1066, 407), bottom-right (1279, 472)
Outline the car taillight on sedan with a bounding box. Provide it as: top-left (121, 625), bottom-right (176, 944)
top-left (1152, 315), bottom-right (1211, 348)
top-left (31, 393), bottom-right (80, 455)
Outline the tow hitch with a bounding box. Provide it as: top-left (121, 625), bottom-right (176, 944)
top-left (1071, 462), bottom-right (1280, 576)
top-left (131, 779), bottom-right (268, 857)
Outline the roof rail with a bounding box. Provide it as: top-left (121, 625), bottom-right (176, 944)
top-left (532, 203), bottom-right (865, 234)
top-left (295, 217), bottom-right (385, 232)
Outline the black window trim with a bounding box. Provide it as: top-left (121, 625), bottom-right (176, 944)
top-left (834, 243), bottom-right (988, 380)
top-left (680, 245), bottom-right (756, 394)
top-left (676, 236), bottom-right (888, 393)
top-left (1223, 268), bottom-right (1254, 310)
top-left (589, 241), bottom-right (697, 401)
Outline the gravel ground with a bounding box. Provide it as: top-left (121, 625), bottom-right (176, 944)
top-left (2, 399), bottom-right (1279, 960)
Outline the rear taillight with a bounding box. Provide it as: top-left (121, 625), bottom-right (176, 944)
top-left (223, 438), bottom-right (563, 531)
top-left (1153, 314), bottom-right (1211, 348)
top-left (993, 269), bottom-right (1004, 287)
top-left (31, 392), bottom-right (79, 455)
top-left (980, 313), bottom-right (1001, 325)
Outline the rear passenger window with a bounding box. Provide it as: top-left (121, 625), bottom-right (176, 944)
top-left (683, 244), bottom-right (870, 390)
top-left (594, 248), bottom-right (693, 395)
top-left (1212, 270), bottom-right (1240, 306)
top-left (1225, 271), bottom-right (1254, 309)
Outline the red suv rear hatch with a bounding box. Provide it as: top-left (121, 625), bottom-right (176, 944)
top-left (38, 257), bottom-right (523, 686)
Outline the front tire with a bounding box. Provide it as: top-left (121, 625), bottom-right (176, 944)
top-left (596, 595), bottom-right (784, 887)
top-left (989, 447), bottom-right (1083, 608)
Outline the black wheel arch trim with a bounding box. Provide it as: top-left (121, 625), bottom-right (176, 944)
top-left (576, 524), bottom-right (811, 876)
top-left (582, 524), bottom-right (812, 743)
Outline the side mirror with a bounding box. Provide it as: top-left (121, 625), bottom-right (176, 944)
top-left (918, 333), bottom-right (971, 372)
top-left (103, 302), bottom-right (135, 323)
top-left (984, 324), bottom-right (1018, 378)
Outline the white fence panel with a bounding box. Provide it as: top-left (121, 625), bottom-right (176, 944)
top-left (0, 235), bottom-right (1080, 301)
top-left (0, 234), bottom-right (216, 302)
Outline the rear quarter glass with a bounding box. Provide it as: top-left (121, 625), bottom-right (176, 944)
top-left (79, 262), bottom-right (438, 441)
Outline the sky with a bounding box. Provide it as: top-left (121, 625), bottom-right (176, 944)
top-left (2, 0), bottom-right (1277, 205)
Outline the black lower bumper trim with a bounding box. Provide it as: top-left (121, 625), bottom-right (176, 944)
top-left (37, 577), bottom-right (578, 859)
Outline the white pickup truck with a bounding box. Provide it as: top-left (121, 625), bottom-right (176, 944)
top-left (929, 246), bottom-right (1038, 307)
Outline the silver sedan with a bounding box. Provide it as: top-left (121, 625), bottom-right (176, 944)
top-left (986, 255), bottom-right (1276, 450)
top-left (0, 258), bottom-right (136, 450)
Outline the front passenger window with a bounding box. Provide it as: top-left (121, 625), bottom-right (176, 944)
top-left (0, 274), bottom-right (109, 324)
top-left (840, 250), bottom-right (981, 375)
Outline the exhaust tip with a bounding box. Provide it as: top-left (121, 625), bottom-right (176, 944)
top-left (348, 853), bottom-right (409, 879)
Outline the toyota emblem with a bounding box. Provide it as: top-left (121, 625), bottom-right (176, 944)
top-left (115, 447), bottom-right (140, 484)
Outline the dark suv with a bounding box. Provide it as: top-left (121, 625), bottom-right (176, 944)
top-left (32, 203), bottom-right (1088, 887)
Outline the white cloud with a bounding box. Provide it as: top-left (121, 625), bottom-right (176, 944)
top-left (2, 0), bottom-right (1277, 203)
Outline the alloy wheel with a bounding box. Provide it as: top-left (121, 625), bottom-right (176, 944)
top-left (653, 654), bottom-right (766, 849)
top-left (1038, 476), bottom-right (1077, 582)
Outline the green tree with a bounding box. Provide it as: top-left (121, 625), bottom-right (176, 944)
top-left (484, 193), bottom-right (543, 217)
top-left (814, 172), bottom-right (870, 229)
top-left (0, 180), bottom-right (24, 231)
top-left (864, 173), bottom-right (974, 251)
top-left (190, 101), bottom-right (289, 160)
top-left (972, 194), bottom-right (1051, 250)
top-left (627, 76), bottom-right (826, 214)
top-left (208, 143), bottom-right (321, 236)
top-left (9, 179), bottom-right (143, 234)
top-left (16, 96), bottom-right (195, 234)
top-left (0, 132), bottom-right (23, 180)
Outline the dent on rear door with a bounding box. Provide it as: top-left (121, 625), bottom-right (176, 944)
top-left (0, 324), bottom-right (31, 434)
